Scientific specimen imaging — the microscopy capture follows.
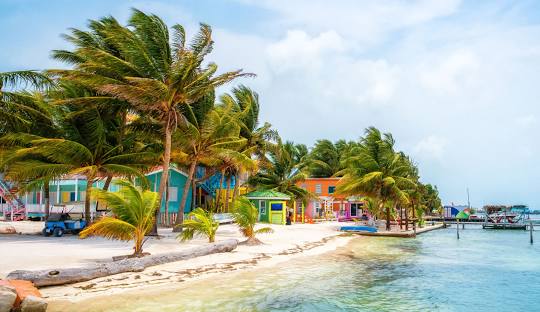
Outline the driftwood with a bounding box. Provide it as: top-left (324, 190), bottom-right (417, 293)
top-left (7, 239), bottom-right (238, 287)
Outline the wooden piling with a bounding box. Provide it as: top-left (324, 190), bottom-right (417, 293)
top-left (530, 221), bottom-right (534, 244)
top-left (457, 218), bottom-right (460, 239)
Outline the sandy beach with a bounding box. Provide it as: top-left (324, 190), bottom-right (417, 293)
top-left (1, 221), bottom-right (354, 309)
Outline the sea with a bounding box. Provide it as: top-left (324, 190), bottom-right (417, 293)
top-left (66, 226), bottom-right (540, 311)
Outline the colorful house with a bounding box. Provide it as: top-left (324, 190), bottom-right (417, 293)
top-left (143, 167), bottom-right (194, 224)
top-left (297, 178), bottom-right (367, 221)
top-left (244, 190), bottom-right (294, 224)
top-left (1, 166), bottom-right (211, 223)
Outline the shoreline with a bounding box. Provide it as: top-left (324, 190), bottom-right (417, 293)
top-left (29, 223), bottom-right (353, 309)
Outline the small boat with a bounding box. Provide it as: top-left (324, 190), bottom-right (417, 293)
top-left (340, 226), bottom-right (377, 233)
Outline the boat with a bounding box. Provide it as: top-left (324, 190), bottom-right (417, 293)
top-left (482, 205), bottom-right (529, 229)
top-left (340, 225), bottom-right (377, 233)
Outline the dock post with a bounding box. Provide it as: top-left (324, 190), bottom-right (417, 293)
top-left (530, 221), bottom-right (534, 244)
top-left (457, 219), bottom-right (460, 239)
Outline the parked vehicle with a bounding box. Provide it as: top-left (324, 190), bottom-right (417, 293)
top-left (42, 213), bottom-right (87, 237)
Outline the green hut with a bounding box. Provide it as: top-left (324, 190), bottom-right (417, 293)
top-left (245, 190), bottom-right (291, 224)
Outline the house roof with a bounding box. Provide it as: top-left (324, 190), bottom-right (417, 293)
top-left (244, 190), bottom-right (291, 200)
top-left (145, 165), bottom-right (189, 178)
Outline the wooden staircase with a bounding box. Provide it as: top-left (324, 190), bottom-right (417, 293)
top-left (0, 177), bottom-right (26, 221)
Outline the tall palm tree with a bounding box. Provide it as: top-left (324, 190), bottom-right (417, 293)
top-left (80, 180), bottom-right (159, 256)
top-left (0, 71), bottom-right (53, 133)
top-left (171, 104), bottom-right (248, 231)
top-left (51, 9), bottom-right (252, 233)
top-left (337, 127), bottom-right (415, 231)
top-left (248, 140), bottom-right (311, 201)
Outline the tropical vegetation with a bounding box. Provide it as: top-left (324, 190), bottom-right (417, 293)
top-left (231, 196), bottom-right (274, 245)
top-left (177, 207), bottom-right (219, 243)
top-left (0, 8), bottom-right (442, 236)
top-left (79, 180), bottom-right (159, 256)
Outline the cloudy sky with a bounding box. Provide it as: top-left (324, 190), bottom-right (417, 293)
top-left (2, 0), bottom-right (540, 208)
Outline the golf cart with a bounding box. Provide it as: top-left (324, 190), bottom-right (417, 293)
top-left (42, 213), bottom-right (87, 237)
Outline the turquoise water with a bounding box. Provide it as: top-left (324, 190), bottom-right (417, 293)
top-left (70, 227), bottom-right (540, 311)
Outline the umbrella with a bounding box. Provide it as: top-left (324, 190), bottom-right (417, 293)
top-left (456, 211), bottom-right (470, 219)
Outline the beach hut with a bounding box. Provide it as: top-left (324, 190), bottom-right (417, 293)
top-left (244, 190), bottom-right (291, 224)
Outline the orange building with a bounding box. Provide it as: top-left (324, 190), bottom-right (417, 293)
top-left (297, 178), bottom-right (367, 221)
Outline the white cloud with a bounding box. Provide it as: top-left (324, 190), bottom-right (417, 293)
top-left (515, 115), bottom-right (537, 127)
top-left (240, 0), bottom-right (462, 47)
top-left (266, 30), bottom-right (345, 73)
top-left (413, 136), bottom-right (448, 160)
top-left (419, 49), bottom-right (480, 94)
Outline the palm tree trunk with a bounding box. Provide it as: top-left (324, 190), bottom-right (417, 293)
top-left (164, 178), bottom-right (170, 226)
top-left (405, 205), bottom-right (409, 231)
top-left (215, 170), bottom-right (225, 212)
top-left (150, 123), bottom-right (172, 236)
top-left (44, 180), bottom-right (50, 219)
top-left (173, 161), bottom-right (197, 233)
top-left (94, 175), bottom-right (113, 212)
top-left (232, 171), bottom-right (240, 209)
top-left (224, 176), bottom-right (231, 212)
top-left (191, 179), bottom-right (196, 211)
top-left (84, 176), bottom-right (95, 224)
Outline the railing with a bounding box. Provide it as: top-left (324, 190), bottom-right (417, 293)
top-left (0, 177), bottom-right (26, 221)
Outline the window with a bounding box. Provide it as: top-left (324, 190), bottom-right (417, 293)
top-left (259, 200), bottom-right (266, 215)
top-left (315, 201), bottom-right (321, 214)
top-left (69, 192), bottom-right (76, 202)
top-left (271, 203), bottom-right (283, 211)
top-left (168, 187), bottom-right (178, 201)
top-left (351, 203), bottom-right (358, 217)
top-left (315, 184), bottom-right (322, 194)
top-left (328, 186), bottom-right (336, 194)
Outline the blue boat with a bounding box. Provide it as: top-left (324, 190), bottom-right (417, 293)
top-left (340, 226), bottom-right (377, 233)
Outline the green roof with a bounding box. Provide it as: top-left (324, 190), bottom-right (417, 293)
top-left (244, 190), bottom-right (291, 200)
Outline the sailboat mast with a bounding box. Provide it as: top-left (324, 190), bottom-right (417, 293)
top-left (467, 187), bottom-right (471, 209)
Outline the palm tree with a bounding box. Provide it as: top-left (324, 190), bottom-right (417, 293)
top-left (219, 86), bottom-right (277, 202)
top-left (337, 127), bottom-right (415, 231)
top-left (232, 196), bottom-right (273, 245)
top-left (248, 140), bottom-right (311, 201)
top-left (0, 71), bottom-right (53, 134)
top-left (51, 9), bottom-right (252, 233)
top-left (171, 104), bottom-right (248, 231)
top-left (305, 139), bottom-right (358, 178)
top-left (80, 180), bottom-right (159, 256)
top-left (177, 207), bottom-right (219, 243)
top-left (1, 106), bottom-right (157, 224)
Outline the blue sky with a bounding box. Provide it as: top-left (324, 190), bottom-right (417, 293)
top-left (2, 0), bottom-right (540, 209)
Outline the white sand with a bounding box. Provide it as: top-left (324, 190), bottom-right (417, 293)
top-left (0, 221), bottom-right (354, 304)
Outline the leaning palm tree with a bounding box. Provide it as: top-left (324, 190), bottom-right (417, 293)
top-left (80, 180), bottom-right (159, 256)
top-left (1, 106), bottom-right (157, 224)
top-left (52, 9), bottom-right (252, 233)
top-left (232, 197), bottom-right (273, 245)
top-left (0, 70), bottom-right (53, 134)
top-left (177, 207), bottom-right (219, 243)
top-left (337, 127), bottom-right (415, 231)
top-left (171, 104), bottom-right (248, 231)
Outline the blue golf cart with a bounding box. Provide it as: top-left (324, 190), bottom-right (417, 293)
top-left (42, 213), bottom-right (87, 237)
